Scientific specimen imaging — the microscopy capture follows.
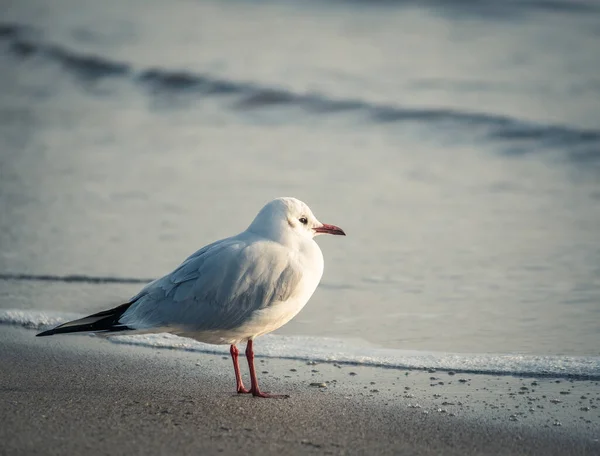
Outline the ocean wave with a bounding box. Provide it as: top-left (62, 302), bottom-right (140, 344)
top-left (340, 0), bottom-right (600, 17)
top-left (3, 29), bottom-right (130, 79)
top-left (1, 21), bottom-right (599, 161)
top-left (2, 309), bottom-right (599, 380)
top-left (0, 273), bottom-right (153, 285)
top-left (0, 273), bottom-right (349, 291)
top-left (139, 69), bottom-right (241, 94)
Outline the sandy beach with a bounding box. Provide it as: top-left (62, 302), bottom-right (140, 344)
top-left (1, 326), bottom-right (598, 455)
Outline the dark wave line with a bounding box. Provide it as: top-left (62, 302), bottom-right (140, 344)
top-left (340, 0), bottom-right (600, 17)
top-left (0, 273), bottom-right (154, 285)
top-left (7, 40), bottom-right (130, 79)
top-left (138, 69), bottom-right (240, 94)
top-left (1, 23), bottom-right (130, 79)
top-left (2, 21), bottom-right (600, 156)
top-left (140, 69), bottom-right (600, 151)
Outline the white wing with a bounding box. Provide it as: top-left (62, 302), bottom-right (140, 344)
top-left (120, 233), bottom-right (303, 332)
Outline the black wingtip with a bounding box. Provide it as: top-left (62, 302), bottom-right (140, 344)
top-left (34, 302), bottom-right (134, 338)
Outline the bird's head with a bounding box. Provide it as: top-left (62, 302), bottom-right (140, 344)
top-left (248, 197), bottom-right (345, 244)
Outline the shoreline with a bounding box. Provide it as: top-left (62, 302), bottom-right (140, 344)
top-left (2, 307), bottom-right (599, 380)
top-left (1, 326), bottom-right (599, 455)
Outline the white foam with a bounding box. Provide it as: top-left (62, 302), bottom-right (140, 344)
top-left (0, 309), bottom-right (81, 331)
top-left (2, 309), bottom-right (599, 379)
top-left (110, 333), bottom-right (600, 379)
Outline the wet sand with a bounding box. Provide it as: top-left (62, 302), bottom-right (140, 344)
top-left (0, 326), bottom-right (598, 455)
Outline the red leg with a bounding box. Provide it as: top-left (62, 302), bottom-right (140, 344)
top-left (230, 344), bottom-right (250, 394)
top-left (245, 339), bottom-right (288, 398)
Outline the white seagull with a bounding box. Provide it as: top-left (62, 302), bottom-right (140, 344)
top-left (37, 197), bottom-right (345, 398)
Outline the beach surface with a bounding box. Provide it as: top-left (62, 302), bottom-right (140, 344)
top-left (1, 326), bottom-right (598, 456)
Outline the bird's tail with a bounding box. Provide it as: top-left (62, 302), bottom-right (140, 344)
top-left (36, 302), bottom-right (133, 337)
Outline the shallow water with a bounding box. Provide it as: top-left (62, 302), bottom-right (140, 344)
top-left (1, 0), bottom-right (599, 357)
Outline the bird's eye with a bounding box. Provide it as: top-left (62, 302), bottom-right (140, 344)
top-left (299, 217), bottom-right (308, 225)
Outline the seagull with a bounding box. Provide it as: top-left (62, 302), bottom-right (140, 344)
top-left (37, 197), bottom-right (345, 398)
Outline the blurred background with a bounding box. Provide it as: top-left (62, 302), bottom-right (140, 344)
top-left (0, 0), bottom-right (599, 356)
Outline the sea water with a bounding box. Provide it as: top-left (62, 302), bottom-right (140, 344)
top-left (1, 0), bottom-right (599, 370)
